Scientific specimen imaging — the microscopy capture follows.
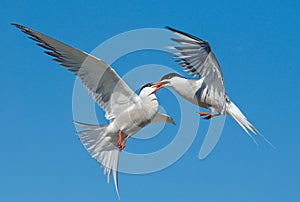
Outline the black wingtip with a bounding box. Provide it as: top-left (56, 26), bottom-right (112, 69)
top-left (11, 23), bottom-right (23, 29)
top-left (11, 23), bottom-right (30, 33)
top-left (165, 26), bottom-right (205, 42)
top-left (165, 26), bottom-right (178, 33)
top-left (171, 119), bottom-right (176, 125)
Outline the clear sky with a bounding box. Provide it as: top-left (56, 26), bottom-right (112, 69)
top-left (1, 0), bottom-right (299, 201)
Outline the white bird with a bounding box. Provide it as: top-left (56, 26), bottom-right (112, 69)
top-left (12, 23), bottom-right (175, 198)
top-left (154, 26), bottom-right (273, 147)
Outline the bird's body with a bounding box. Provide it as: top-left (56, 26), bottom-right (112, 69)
top-left (12, 23), bottom-right (174, 198)
top-left (156, 27), bottom-right (273, 146)
top-left (104, 86), bottom-right (159, 143)
top-left (164, 76), bottom-right (224, 112)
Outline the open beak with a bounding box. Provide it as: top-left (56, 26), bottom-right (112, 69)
top-left (153, 81), bottom-right (167, 93)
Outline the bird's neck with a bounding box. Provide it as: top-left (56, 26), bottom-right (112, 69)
top-left (171, 79), bottom-right (197, 98)
top-left (140, 93), bottom-right (159, 117)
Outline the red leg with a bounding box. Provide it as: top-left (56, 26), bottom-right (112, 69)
top-left (117, 130), bottom-right (122, 147)
top-left (198, 112), bottom-right (210, 116)
top-left (198, 112), bottom-right (220, 120)
top-left (119, 136), bottom-right (128, 151)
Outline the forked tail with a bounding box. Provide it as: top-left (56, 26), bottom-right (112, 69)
top-left (225, 101), bottom-right (275, 148)
top-left (73, 121), bottom-right (121, 199)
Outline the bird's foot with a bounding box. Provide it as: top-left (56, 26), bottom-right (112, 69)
top-left (119, 137), bottom-right (128, 151)
top-left (117, 130), bottom-right (128, 151)
top-left (119, 143), bottom-right (126, 151)
top-left (198, 112), bottom-right (220, 120)
top-left (119, 145), bottom-right (125, 151)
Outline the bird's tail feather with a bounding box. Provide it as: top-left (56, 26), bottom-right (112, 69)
top-left (225, 101), bottom-right (275, 148)
top-left (73, 121), bottom-right (120, 199)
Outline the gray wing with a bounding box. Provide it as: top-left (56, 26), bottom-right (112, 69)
top-left (166, 26), bottom-right (227, 112)
top-left (150, 112), bottom-right (176, 125)
top-left (13, 23), bottom-right (140, 121)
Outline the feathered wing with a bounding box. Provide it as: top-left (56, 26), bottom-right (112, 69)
top-left (12, 23), bottom-right (139, 198)
top-left (166, 27), bottom-right (273, 146)
top-left (166, 26), bottom-right (227, 113)
top-left (12, 23), bottom-right (140, 121)
top-left (74, 121), bottom-right (121, 198)
top-left (150, 112), bottom-right (176, 125)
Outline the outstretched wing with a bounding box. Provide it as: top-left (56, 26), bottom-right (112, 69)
top-left (12, 23), bottom-right (140, 121)
top-left (166, 26), bottom-right (227, 112)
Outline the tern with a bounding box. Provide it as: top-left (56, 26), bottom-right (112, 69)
top-left (154, 27), bottom-right (273, 146)
top-left (12, 23), bottom-right (175, 198)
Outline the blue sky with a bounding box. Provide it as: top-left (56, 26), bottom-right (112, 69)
top-left (1, 0), bottom-right (300, 201)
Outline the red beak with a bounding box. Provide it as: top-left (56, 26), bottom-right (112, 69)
top-left (153, 81), bottom-right (165, 93)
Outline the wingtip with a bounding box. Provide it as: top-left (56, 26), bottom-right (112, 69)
top-left (167, 117), bottom-right (176, 125)
top-left (11, 23), bottom-right (23, 29)
top-left (11, 23), bottom-right (32, 34)
top-left (165, 26), bottom-right (204, 42)
top-left (165, 26), bottom-right (178, 32)
top-left (72, 120), bottom-right (81, 125)
top-left (165, 26), bottom-right (172, 30)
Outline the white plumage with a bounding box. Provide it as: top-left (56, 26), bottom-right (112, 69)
top-left (156, 27), bottom-right (273, 147)
top-left (12, 23), bottom-right (175, 198)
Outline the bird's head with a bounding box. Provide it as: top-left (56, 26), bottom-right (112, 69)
top-left (153, 73), bottom-right (186, 89)
top-left (139, 83), bottom-right (163, 97)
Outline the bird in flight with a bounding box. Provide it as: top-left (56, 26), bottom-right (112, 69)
top-left (154, 26), bottom-right (273, 147)
top-left (12, 23), bottom-right (175, 198)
